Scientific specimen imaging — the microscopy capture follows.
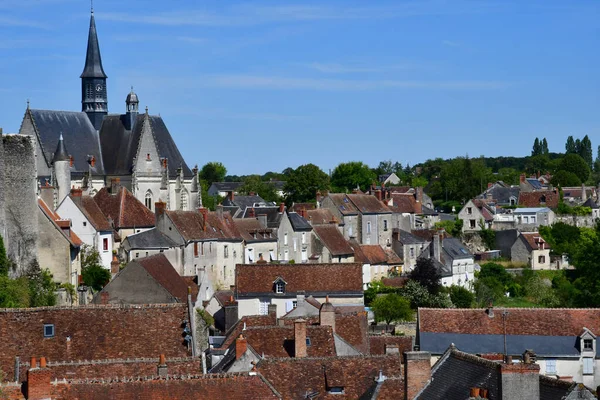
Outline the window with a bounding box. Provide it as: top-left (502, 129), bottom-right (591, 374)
top-left (584, 339), bottom-right (594, 351)
top-left (302, 232), bottom-right (306, 244)
top-left (293, 238), bottom-right (297, 252)
top-left (83, 221), bottom-right (87, 227)
top-left (284, 250), bottom-right (289, 261)
top-left (302, 249), bottom-right (308, 262)
top-left (469, 219), bottom-right (476, 229)
top-left (135, 252), bottom-right (139, 258)
top-left (284, 233), bottom-right (288, 245)
top-left (103, 238), bottom-right (109, 251)
top-left (43, 324), bottom-right (55, 338)
top-left (224, 246), bottom-right (229, 258)
top-left (367, 221), bottom-right (372, 234)
top-left (292, 301), bottom-right (298, 308)
top-left (583, 357), bottom-right (594, 374)
top-left (383, 220), bottom-right (388, 231)
top-left (306, 337), bottom-right (311, 346)
top-left (328, 387), bottom-right (344, 394)
top-left (223, 266), bottom-right (227, 280)
top-left (348, 226), bottom-right (353, 237)
top-left (259, 301), bottom-right (269, 315)
top-left (466, 207), bottom-right (472, 215)
top-left (410, 247), bottom-right (415, 258)
top-left (201, 243), bottom-right (204, 256)
top-left (194, 242), bottom-right (199, 257)
top-left (538, 255), bottom-right (546, 264)
top-left (275, 282), bottom-right (285, 293)
top-left (145, 191), bottom-right (153, 210)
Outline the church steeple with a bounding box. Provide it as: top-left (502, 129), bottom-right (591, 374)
top-left (81, 8), bottom-right (108, 130)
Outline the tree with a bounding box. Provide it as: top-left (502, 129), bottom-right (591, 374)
top-left (238, 175), bottom-right (280, 203)
top-left (594, 145), bottom-right (600, 173)
top-left (565, 136), bottom-right (576, 154)
top-left (330, 161), bottom-right (376, 192)
top-left (541, 138), bottom-right (549, 155)
top-left (80, 245), bottom-right (111, 292)
top-left (478, 263), bottom-right (513, 287)
top-left (531, 138), bottom-right (542, 156)
top-left (199, 162), bottom-right (227, 188)
top-left (550, 170), bottom-right (581, 187)
top-left (26, 261), bottom-right (57, 307)
top-left (578, 135), bottom-right (593, 169)
top-left (449, 285), bottom-right (475, 308)
top-left (559, 153), bottom-right (590, 183)
top-left (283, 164), bottom-right (330, 204)
top-left (409, 258), bottom-right (441, 294)
top-left (434, 219), bottom-right (463, 237)
top-left (371, 293), bottom-right (413, 325)
top-left (0, 235), bottom-right (9, 277)
top-left (0, 276), bottom-right (29, 308)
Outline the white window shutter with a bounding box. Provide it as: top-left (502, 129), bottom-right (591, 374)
top-left (285, 301), bottom-right (293, 312)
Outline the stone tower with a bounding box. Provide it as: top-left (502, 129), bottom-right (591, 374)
top-left (52, 134), bottom-right (71, 206)
top-left (81, 8), bottom-right (107, 131)
top-left (0, 129), bottom-right (5, 241)
top-left (124, 87), bottom-right (139, 130)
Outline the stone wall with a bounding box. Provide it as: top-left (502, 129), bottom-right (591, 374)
top-left (2, 135), bottom-right (38, 276)
top-left (0, 133), bottom-right (5, 243)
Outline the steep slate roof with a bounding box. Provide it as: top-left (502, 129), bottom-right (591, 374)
top-left (236, 263), bottom-right (363, 297)
top-left (210, 181), bottom-right (243, 192)
top-left (38, 199), bottom-right (83, 247)
top-left (166, 210), bottom-right (242, 243)
top-left (28, 109), bottom-right (104, 174)
top-left (80, 11), bottom-right (107, 78)
top-left (134, 254), bottom-right (191, 303)
top-left (481, 185), bottom-right (520, 205)
top-left (94, 186), bottom-right (155, 229)
top-left (312, 224), bottom-right (354, 256)
top-left (419, 308), bottom-right (600, 356)
top-left (99, 113), bottom-right (192, 178)
top-left (396, 229), bottom-right (428, 245)
top-left (520, 233), bottom-right (550, 251)
top-left (72, 195), bottom-right (112, 231)
top-left (233, 218), bottom-right (277, 243)
top-left (306, 209), bottom-right (338, 225)
top-left (240, 206), bottom-right (285, 229)
top-left (327, 194), bottom-right (359, 215)
top-left (287, 212), bottom-right (312, 231)
top-left (518, 190), bottom-right (559, 208)
top-left (221, 195), bottom-right (268, 210)
top-left (442, 238), bottom-right (473, 261)
top-left (257, 355), bottom-right (403, 400)
top-left (582, 198), bottom-right (599, 209)
top-left (347, 194), bottom-right (391, 214)
top-left (122, 228), bottom-right (177, 249)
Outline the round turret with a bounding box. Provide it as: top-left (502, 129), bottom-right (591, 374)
top-left (126, 87), bottom-right (139, 104)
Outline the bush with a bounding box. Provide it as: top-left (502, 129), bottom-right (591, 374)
top-left (80, 245), bottom-right (111, 291)
top-left (371, 293), bottom-right (413, 325)
top-left (449, 285), bottom-right (474, 308)
top-left (409, 258), bottom-right (442, 294)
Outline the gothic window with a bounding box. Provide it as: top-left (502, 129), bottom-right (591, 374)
top-left (145, 190), bottom-right (153, 210)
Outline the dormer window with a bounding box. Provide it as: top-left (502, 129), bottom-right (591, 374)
top-left (273, 277), bottom-right (287, 294)
top-left (579, 328), bottom-right (596, 355)
top-left (584, 339), bottom-right (594, 350)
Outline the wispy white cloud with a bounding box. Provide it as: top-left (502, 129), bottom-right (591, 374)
top-left (0, 16), bottom-right (50, 29)
top-left (442, 40), bottom-right (462, 47)
top-left (201, 74), bottom-right (511, 91)
top-left (304, 62), bottom-right (422, 74)
top-left (176, 36), bottom-right (207, 44)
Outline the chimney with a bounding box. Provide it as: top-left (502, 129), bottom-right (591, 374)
top-left (582, 184), bottom-right (587, 202)
top-left (27, 356), bottom-right (52, 400)
top-left (488, 182), bottom-right (493, 189)
top-left (110, 253), bottom-right (120, 275)
top-left (319, 296), bottom-right (336, 332)
top-left (432, 234), bottom-right (441, 262)
top-left (199, 208), bottom-right (209, 231)
top-left (110, 178), bottom-right (121, 194)
top-left (416, 187), bottom-right (424, 203)
top-left (499, 361), bottom-right (540, 400)
top-left (268, 304), bottom-right (277, 318)
top-left (279, 202), bottom-right (285, 213)
top-left (520, 173), bottom-right (526, 184)
top-left (294, 319), bottom-right (307, 358)
top-left (385, 344), bottom-right (400, 355)
top-left (248, 208), bottom-right (255, 218)
top-left (316, 191), bottom-right (323, 205)
top-left (70, 187), bottom-right (83, 204)
top-left (224, 297), bottom-right (238, 333)
top-left (155, 201), bottom-right (166, 226)
top-left (216, 205), bottom-right (224, 219)
top-left (300, 207), bottom-right (307, 219)
top-left (69, 155), bottom-right (74, 167)
top-left (257, 214), bottom-right (267, 228)
top-left (404, 351), bottom-right (431, 400)
top-left (236, 334), bottom-right (247, 360)
top-left (39, 181), bottom-right (55, 210)
top-left (228, 190), bottom-right (235, 202)
top-left (157, 354), bottom-right (168, 377)
top-left (375, 189), bottom-right (382, 201)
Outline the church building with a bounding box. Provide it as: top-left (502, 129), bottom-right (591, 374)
top-left (18, 9), bottom-right (200, 212)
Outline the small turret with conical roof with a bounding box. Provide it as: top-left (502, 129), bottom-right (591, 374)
top-left (52, 134), bottom-right (71, 206)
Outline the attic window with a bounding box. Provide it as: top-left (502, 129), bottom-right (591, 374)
top-left (584, 339), bottom-right (594, 350)
top-left (43, 324), bottom-right (55, 338)
top-left (328, 387), bottom-right (344, 394)
top-left (275, 282), bottom-right (285, 294)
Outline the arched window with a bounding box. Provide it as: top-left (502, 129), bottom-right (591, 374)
top-left (145, 190), bottom-right (153, 210)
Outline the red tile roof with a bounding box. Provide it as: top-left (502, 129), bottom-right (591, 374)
top-left (419, 308), bottom-right (600, 336)
top-left (312, 224), bottom-right (354, 256)
top-left (388, 193), bottom-right (421, 214)
top-left (233, 218), bottom-right (277, 242)
top-left (289, 202), bottom-right (317, 212)
top-left (94, 187), bottom-right (155, 229)
top-left (242, 325), bottom-right (336, 358)
top-left (518, 190), bottom-right (559, 208)
top-left (368, 335), bottom-right (413, 355)
top-left (351, 243), bottom-right (401, 265)
top-left (219, 315), bottom-right (278, 350)
top-left (347, 194), bottom-right (392, 214)
top-left (257, 355), bottom-right (403, 399)
top-left (236, 263), bottom-right (363, 297)
top-left (38, 199), bottom-right (83, 247)
top-left (166, 210), bottom-right (242, 242)
top-left (306, 209), bottom-right (338, 225)
top-left (135, 254), bottom-right (192, 303)
top-left (381, 277), bottom-right (409, 288)
top-left (73, 195), bottom-right (113, 231)
top-left (520, 233), bottom-right (550, 251)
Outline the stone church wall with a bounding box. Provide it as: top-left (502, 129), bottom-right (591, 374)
top-left (0, 131), bottom-right (5, 242)
top-left (2, 134), bottom-right (38, 276)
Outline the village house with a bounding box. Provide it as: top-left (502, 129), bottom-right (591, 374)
top-left (458, 199), bottom-right (494, 232)
top-left (311, 224), bottom-right (355, 263)
top-left (479, 181), bottom-right (520, 207)
top-left (350, 241), bottom-right (402, 288)
top-left (513, 207), bottom-right (555, 229)
top-left (422, 234), bottom-right (476, 289)
top-left (233, 217), bottom-right (278, 263)
top-left (286, 210), bottom-right (313, 263)
top-left (512, 232), bottom-right (552, 269)
top-left (391, 229), bottom-right (429, 273)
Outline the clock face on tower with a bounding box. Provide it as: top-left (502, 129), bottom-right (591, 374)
top-left (96, 84), bottom-right (103, 92)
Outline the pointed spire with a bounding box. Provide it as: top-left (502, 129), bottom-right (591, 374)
top-left (80, 9), bottom-right (107, 78)
top-left (53, 134), bottom-right (69, 163)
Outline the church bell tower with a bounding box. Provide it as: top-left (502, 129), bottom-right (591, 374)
top-left (81, 8), bottom-right (107, 131)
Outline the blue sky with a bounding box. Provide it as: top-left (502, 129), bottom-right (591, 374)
top-left (1, 0), bottom-right (599, 175)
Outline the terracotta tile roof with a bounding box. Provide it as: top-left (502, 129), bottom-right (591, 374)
top-left (388, 193), bottom-right (421, 214)
top-left (419, 308), bottom-right (600, 336)
top-left (236, 263), bottom-right (363, 297)
top-left (347, 194), bottom-right (392, 214)
top-left (233, 218), bottom-right (277, 243)
top-left (520, 233), bottom-right (550, 251)
top-left (368, 335), bottom-right (413, 355)
top-left (166, 210), bottom-right (242, 242)
top-left (335, 310), bottom-right (369, 354)
top-left (73, 195), bottom-right (113, 231)
top-left (214, 290), bottom-right (235, 307)
top-left (327, 194), bottom-right (359, 215)
top-left (219, 314), bottom-right (277, 350)
top-left (38, 198), bottom-right (83, 247)
top-left (518, 190), bottom-right (559, 208)
top-left (289, 202), bottom-right (316, 212)
top-left (562, 187), bottom-right (595, 199)
top-left (257, 354), bottom-right (403, 399)
top-left (94, 187), bottom-right (155, 229)
top-left (306, 209), bottom-right (338, 225)
top-left (351, 243), bottom-right (401, 265)
top-left (242, 325), bottom-right (336, 358)
top-left (312, 225), bottom-right (354, 256)
top-left (134, 254), bottom-right (191, 303)
top-left (381, 277), bottom-right (409, 288)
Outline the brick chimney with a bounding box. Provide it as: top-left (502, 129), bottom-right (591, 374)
top-left (199, 208), bottom-right (209, 231)
top-left (279, 202), bottom-right (285, 213)
top-left (155, 201), bottom-right (166, 227)
top-left (236, 334), bottom-right (248, 360)
top-left (157, 354), bottom-right (168, 377)
top-left (499, 362), bottom-right (540, 400)
top-left (227, 190), bottom-right (235, 202)
top-left (294, 319), bottom-right (307, 358)
top-left (520, 173), bottom-right (526, 184)
top-left (70, 187), bottom-right (83, 204)
top-left (110, 253), bottom-right (120, 275)
top-left (110, 178), bottom-right (121, 194)
top-left (375, 189), bottom-right (382, 201)
top-left (248, 208), bottom-right (255, 218)
top-left (319, 296), bottom-right (336, 332)
top-left (404, 351), bottom-right (431, 400)
top-left (27, 357), bottom-right (52, 400)
top-left (300, 207), bottom-right (307, 219)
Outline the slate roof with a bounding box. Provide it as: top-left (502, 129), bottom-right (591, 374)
top-left (240, 206), bottom-right (285, 229)
top-left (221, 195), bottom-right (268, 210)
top-left (71, 195), bottom-right (112, 231)
top-left (210, 182), bottom-right (243, 192)
top-left (38, 199), bottom-right (83, 247)
top-left (80, 12), bottom-right (107, 79)
top-left (99, 113), bottom-right (192, 178)
top-left (327, 194), bottom-right (359, 215)
top-left (233, 218), bottom-right (277, 243)
top-left (306, 209), bottom-right (338, 225)
top-left (312, 224), bottom-right (354, 256)
top-left (396, 229), bottom-right (428, 245)
top-left (257, 355), bottom-right (403, 400)
top-left (442, 238), bottom-right (473, 261)
top-left (526, 178), bottom-right (543, 190)
top-left (287, 212), bottom-right (312, 231)
top-left (347, 194), bottom-right (392, 214)
top-left (94, 186), bottom-right (155, 229)
top-left (583, 198), bottom-right (599, 209)
top-left (481, 185), bottom-right (520, 205)
top-left (235, 263), bottom-right (363, 297)
top-left (123, 228), bottom-right (177, 249)
top-left (518, 190), bottom-right (559, 208)
top-left (133, 254), bottom-right (191, 303)
top-left (28, 109), bottom-right (104, 174)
